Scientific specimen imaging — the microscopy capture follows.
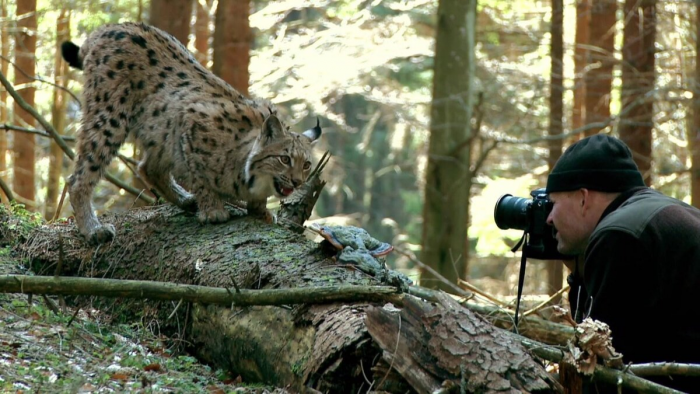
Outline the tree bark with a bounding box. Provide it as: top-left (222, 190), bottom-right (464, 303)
top-left (572, 0), bottom-right (590, 138)
top-left (421, 0), bottom-right (475, 291)
top-left (149, 0), bottom-right (192, 46)
top-left (619, 0), bottom-right (656, 186)
top-left (0, 0), bottom-right (8, 194)
top-left (45, 10), bottom-right (70, 220)
top-left (547, 0), bottom-right (564, 302)
top-left (13, 0), bottom-right (37, 209)
top-left (584, 0), bottom-right (616, 136)
top-left (365, 293), bottom-right (557, 393)
top-left (694, 0), bottom-right (700, 208)
top-left (212, 0), bottom-right (250, 95)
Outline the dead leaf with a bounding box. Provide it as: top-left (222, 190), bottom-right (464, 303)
top-left (110, 373), bottom-right (130, 381)
top-left (206, 385), bottom-right (226, 394)
top-left (143, 363), bottom-right (162, 372)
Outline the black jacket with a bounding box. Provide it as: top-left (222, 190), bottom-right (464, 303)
top-left (568, 187), bottom-right (700, 392)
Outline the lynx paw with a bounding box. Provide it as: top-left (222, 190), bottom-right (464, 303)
top-left (87, 224), bottom-right (116, 245)
top-left (197, 208), bottom-right (230, 224)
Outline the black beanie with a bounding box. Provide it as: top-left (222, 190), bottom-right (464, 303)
top-left (546, 134), bottom-right (645, 193)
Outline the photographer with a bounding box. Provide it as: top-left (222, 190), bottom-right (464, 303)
top-left (545, 134), bottom-right (700, 391)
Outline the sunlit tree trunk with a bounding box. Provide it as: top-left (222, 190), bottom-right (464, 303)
top-left (619, 0), bottom-right (656, 186)
top-left (149, 0), bottom-right (192, 46)
top-left (12, 0), bottom-right (37, 209)
top-left (547, 0), bottom-right (564, 301)
top-left (0, 0), bottom-right (9, 203)
top-left (584, 0), bottom-right (616, 136)
top-left (693, 0), bottom-right (700, 207)
top-left (572, 0), bottom-right (590, 137)
top-left (421, 0), bottom-right (475, 290)
top-left (212, 0), bottom-right (250, 95)
top-left (194, 0), bottom-right (211, 66)
top-left (45, 10), bottom-right (70, 220)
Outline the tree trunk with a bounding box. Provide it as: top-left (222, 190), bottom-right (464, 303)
top-left (45, 10), bottom-right (70, 220)
top-left (584, 0), bottom-right (616, 136)
top-left (12, 0), bottom-right (37, 210)
top-left (0, 0), bottom-right (8, 196)
top-left (421, 0), bottom-right (475, 291)
top-left (194, 0), bottom-right (211, 66)
top-left (365, 293), bottom-right (557, 393)
top-left (212, 0), bottom-right (250, 95)
top-left (693, 0), bottom-right (700, 208)
top-left (619, 0), bottom-right (656, 186)
top-left (572, 0), bottom-right (590, 137)
top-left (149, 0), bottom-right (192, 46)
top-left (548, 0), bottom-right (564, 301)
top-left (17, 204), bottom-right (562, 393)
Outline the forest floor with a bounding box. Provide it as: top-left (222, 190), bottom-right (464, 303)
top-left (0, 248), bottom-right (285, 394)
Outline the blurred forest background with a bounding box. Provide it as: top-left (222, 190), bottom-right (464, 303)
top-left (0, 0), bottom-right (698, 306)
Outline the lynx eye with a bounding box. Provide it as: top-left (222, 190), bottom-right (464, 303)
top-left (303, 161), bottom-right (311, 170)
top-left (279, 156), bottom-right (291, 165)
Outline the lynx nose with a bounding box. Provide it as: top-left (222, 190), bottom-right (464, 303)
top-left (292, 179), bottom-right (302, 188)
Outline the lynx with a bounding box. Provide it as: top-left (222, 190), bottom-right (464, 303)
top-left (62, 22), bottom-right (321, 244)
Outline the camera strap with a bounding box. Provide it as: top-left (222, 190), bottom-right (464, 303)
top-left (511, 231), bottom-right (529, 332)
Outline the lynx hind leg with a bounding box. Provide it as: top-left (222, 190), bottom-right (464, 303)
top-left (69, 112), bottom-right (128, 244)
top-left (138, 155), bottom-right (196, 212)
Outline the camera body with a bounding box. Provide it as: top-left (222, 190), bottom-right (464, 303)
top-left (494, 188), bottom-right (573, 260)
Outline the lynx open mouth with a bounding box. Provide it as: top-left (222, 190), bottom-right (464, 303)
top-left (273, 178), bottom-right (294, 197)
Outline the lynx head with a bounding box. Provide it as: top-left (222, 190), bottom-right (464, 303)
top-left (245, 115), bottom-right (322, 199)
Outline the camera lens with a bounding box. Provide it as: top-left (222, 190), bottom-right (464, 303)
top-left (494, 194), bottom-right (532, 231)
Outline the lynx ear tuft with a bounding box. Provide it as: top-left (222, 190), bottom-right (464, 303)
top-left (302, 118), bottom-right (322, 142)
top-left (262, 115), bottom-right (286, 141)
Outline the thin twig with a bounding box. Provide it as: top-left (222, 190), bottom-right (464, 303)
top-left (0, 54), bottom-right (81, 106)
top-left (393, 246), bottom-right (473, 299)
top-left (457, 278), bottom-right (508, 308)
top-left (167, 299), bottom-right (184, 320)
top-left (51, 183), bottom-right (68, 223)
top-left (522, 285), bottom-right (570, 318)
top-left (629, 363), bottom-right (700, 378)
top-left (377, 314), bottom-right (401, 390)
top-left (1, 123), bottom-right (76, 141)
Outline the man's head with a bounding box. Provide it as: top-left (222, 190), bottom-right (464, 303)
top-left (545, 134), bottom-right (645, 254)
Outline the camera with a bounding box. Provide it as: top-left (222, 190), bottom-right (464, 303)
top-left (494, 188), bottom-right (573, 260)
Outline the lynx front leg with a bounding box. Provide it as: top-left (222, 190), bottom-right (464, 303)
top-left (247, 199), bottom-right (275, 224)
top-left (191, 184), bottom-right (230, 224)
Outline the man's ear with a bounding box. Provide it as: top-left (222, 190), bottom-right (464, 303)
top-left (579, 188), bottom-right (591, 213)
top-left (262, 115), bottom-right (286, 141)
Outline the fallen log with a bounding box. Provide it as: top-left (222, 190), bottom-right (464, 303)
top-left (0, 198), bottom-right (557, 393)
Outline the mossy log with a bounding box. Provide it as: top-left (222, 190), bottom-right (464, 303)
top-left (17, 204), bottom-right (390, 392)
top-left (11, 203), bottom-right (564, 393)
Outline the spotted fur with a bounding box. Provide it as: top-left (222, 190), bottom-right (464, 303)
top-left (63, 22), bottom-right (322, 244)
